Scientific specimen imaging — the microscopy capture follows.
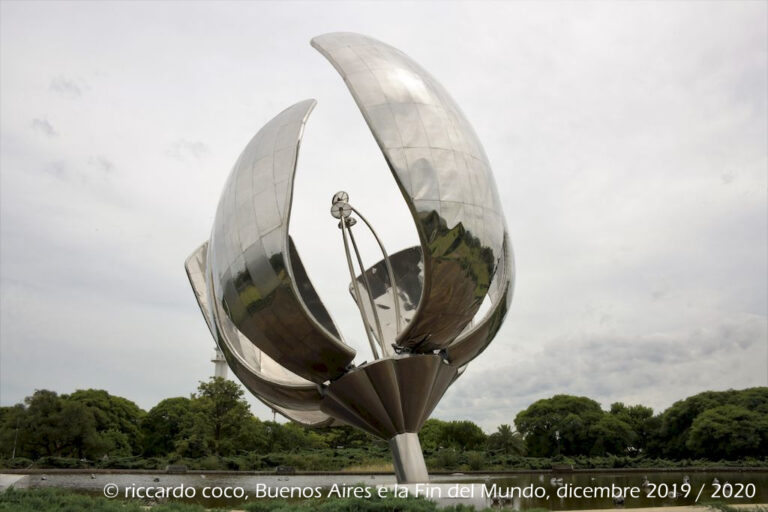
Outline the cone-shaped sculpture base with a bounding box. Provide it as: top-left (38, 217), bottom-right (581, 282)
top-left (389, 433), bottom-right (429, 483)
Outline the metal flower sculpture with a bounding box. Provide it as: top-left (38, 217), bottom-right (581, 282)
top-left (185, 32), bottom-right (514, 483)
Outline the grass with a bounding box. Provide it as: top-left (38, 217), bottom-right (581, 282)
top-left (339, 462), bottom-right (394, 473)
top-left (0, 487), bottom-right (206, 511)
top-left (702, 503), bottom-right (768, 512)
top-left (0, 487), bottom-right (494, 512)
top-left (3, 487), bottom-right (768, 512)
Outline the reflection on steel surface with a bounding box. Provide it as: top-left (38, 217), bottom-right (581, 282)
top-left (312, 33), bottom-right (513, 354)
top-left (349, 246), bottom-right (423, 349)
top-left (185, 32), bottom-right (514, 483)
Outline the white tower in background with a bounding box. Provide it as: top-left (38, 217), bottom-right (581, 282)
top-left (212, 347), bottom-right (228, 379)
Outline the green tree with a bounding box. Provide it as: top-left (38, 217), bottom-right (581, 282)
top-left (686, 405), bottom-right (768, 459)
top-left (515, 395), bottom-right (604, 456)
top-left (316, 425), bottom-right (377, 449)
top-left (443, 420), bottom-right (487, 450)
top-left (419, 419), bottom-right (447, 451)
top-left (265, 421), bottom-right (324, 453)
top-left (20, 390), bottom-right (103, 459)
top-left (418, 419), bottom-right (486, 452)
top-left (235, 416), bottom-right (272, 453)
top-left (653, 388), bottom-right (768, 458)
top-left (178, 378), bottom-right (254, 457)
top-left (0, 405), bottom-right (26, 459)
top-left (588, 414), bottom-right (634, 456)
top-left (609, 402), bottom-right (656, 454)
top-left (67, 389), bottom-right (145, 456)
top-left (141, 397), bottom-right (194, 456)
top-left (487, 424), bottom-right (526, 455)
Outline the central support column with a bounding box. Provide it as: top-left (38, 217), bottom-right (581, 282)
top-left (389, 432), bottom-right (429, 483)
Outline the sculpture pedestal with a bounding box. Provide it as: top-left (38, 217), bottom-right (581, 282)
top-left (389, 432), bottom-right (429, 483)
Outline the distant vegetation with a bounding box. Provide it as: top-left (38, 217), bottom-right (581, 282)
top-left (0, 380), bottom-right (765, 471)
top-left (516, 389), bottom-right (768, 460)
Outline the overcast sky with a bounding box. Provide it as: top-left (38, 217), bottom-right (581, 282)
top-left (1, 1), bottom-right (766, 431)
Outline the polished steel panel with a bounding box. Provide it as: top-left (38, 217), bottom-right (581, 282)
top-left (185, 242), bottom-right (325, 413)
top-left (207, 99), bottom-right (355, 384)
top-left (444, 233), bottom-right (514, 366)
top-left (320, 354), bottom-right (458, 439)
top-left (312, 32), bottom-right (513, 352)
top-left (185, 242), bottom-right (216, 339)
top-left (259, 397), bottom-right (342, 428)
top-left (349, 246), bottom-right (422, 348)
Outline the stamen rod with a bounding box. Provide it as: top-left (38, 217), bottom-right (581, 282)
top-left (348, 227), bottom-right (388, 357)
top-left (341, 219), bottom-right (380, 360)
top-left (350, 206), bottom-right (402, 334)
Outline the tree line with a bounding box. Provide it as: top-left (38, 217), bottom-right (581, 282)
top-left (0, 380), bottom-right (765, 467)
top-left (515, 389), bottom-right (768, 460)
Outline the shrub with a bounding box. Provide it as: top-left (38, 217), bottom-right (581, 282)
top-left (431, 448), bottom-right (459, 469)
top-left (0, 457), bottom-right (33, 469)
top-left (465, 451), bottom-right (485, 471)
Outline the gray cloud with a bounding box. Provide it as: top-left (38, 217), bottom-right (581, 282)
top-left (1, 2), bottom-right (765, 428)
top-left (721, 171), bottom-right (736, 185)
top-left (434, 313), bottom-right (767, 430)
top-left (42, 160), bottom-right (68, 179)
top-left (166, 139), bottom-right (209, 160)
top-left (32, 118), bottom-right (57, 137)
top-left (49, 76), bottom-right (84, 98)
top-left (89, 155), bottom-right (114, 173)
